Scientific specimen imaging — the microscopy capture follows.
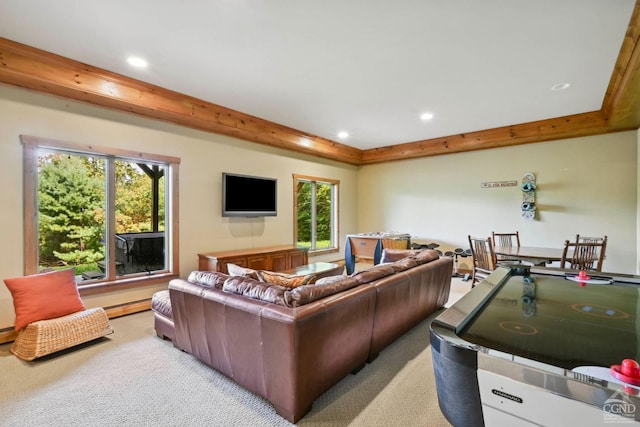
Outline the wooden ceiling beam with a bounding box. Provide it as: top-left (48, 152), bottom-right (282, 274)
top-left (603, 1), bottom-right (640, 129)
top-left (361, 2), bottom-right (640, 164)
top-left (360, 111), bottom-right (610, 164)
top-left (0, 37), bottom-right (362, 165)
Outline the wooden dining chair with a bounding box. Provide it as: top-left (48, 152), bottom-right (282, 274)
top-left (491, 231), bottom-right (521, 263)
top-left (575, 234), bottom-right (608, 245)
top-left (560, 239), bottom-right (607, 271)
top-left (468, 236), bottom-right (497, 287)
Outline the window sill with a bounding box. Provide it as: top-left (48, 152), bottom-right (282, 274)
top-left (307, 247), bottom-right (339, 257)
top-left (77, 271), bottom-right (179, 296)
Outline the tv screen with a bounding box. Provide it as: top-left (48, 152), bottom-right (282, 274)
top-left (222, 173), bottom-right (277, 217)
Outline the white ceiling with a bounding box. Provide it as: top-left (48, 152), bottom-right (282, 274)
top-left (0, 0), bottom-right (636, 150)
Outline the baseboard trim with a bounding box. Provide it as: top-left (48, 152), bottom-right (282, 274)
top-left (0, 329), bottom-right (17, 345)
top-left (104, 299), bottom-right (152, 318)
top-left (0, 299), bottom-right (152, 345)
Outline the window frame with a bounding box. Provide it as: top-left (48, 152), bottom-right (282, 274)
top-left (21, 135), bottom-right (180, 289)
top-left (292, 173), bottom-right (339, 255)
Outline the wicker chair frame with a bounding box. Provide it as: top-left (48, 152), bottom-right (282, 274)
top-left (11, 307), bottom-right (114, 361)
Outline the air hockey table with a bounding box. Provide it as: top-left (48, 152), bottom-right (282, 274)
top-left (431, 265), bottom-right (640, 426)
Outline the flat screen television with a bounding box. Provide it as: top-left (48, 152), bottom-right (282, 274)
top-left (222, 172), bottom-right (277, 217)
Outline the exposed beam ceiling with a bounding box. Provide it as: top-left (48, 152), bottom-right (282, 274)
top-left (0, 1), bottom-right (639, 165)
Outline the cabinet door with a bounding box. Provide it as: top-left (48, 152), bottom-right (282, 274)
top-left (198, 256), bottom-right (218, 271)
top-left (270, 253), bottom-right (288, 272)
top-left (220, 256), bottom-right (249, 273)
top-left (247, 254), bottom-right (269, 271)
top-left (287, 250), bottom-right (307, 268)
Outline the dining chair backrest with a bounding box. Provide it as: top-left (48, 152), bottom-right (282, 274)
top-left (492, 231), bottom-right (521, 263)
top-left (575, 234), bottom-right (607, 245)
top-left (468, 235), bottom-right (497, 287)
top-left (560, 239), bottom-right (607, 271)
top-left (492, 231), bottom-right (521, 248)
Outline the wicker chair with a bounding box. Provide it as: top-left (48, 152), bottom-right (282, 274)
top-left (11, 307), bottom-right (114, 361)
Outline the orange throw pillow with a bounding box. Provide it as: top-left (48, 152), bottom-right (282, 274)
top-left (4, 269), bottom-right (86, 331)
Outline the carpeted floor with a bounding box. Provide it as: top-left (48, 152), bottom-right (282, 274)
top-left (0, 278), bottom-right (469, 427)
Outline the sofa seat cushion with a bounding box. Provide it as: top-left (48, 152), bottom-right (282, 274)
top-left (223, 276), bottom-right (288, 306)
top-left (188, 271), bottom-right (229, 289)
top-left (284, 275), bottom-right (360, 307)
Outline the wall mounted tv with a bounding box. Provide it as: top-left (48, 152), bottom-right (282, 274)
top-left (222, 172), bottom-right (277, 217)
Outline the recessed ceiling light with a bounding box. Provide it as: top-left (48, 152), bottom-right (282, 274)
top-left (337, 131), bottom-right (349, 139)
top-left (420, 112), bottom-right (434, 121)
top-left (551, 83), bottom-right (571, 91)
top-left (127, 56), bottom-right (148, 68)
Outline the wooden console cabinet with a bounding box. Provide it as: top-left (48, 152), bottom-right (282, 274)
top-left (198, 245), bottom-right (308, 274)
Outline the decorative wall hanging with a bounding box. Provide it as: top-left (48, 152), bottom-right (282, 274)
top-left (480, 180), bottom-right (518, 188)
top-left (521, 172), bottom-right (536, 220)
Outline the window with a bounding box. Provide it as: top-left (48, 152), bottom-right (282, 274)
top-left (293, 174), bottom-right (339, 253)
top-left (22, 135), bottom-right (179, 286)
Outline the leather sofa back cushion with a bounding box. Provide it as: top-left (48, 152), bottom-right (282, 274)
top-left (389, 256), bottom-right (419, 272)
top-left (350, 264), bottom-right (396, 284)
top-left (188, 271), bottom-right (230, 289)
top-left (412, 249), bottom-right (440, 264)
top-left (219, 273), bottom-right (361, 308)
top-left (284, 276), bottom-right (360, 308)
top-left (222, 276), bottom-right (288, 306)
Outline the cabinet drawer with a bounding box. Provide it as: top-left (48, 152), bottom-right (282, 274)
top-left (247, 255), bottom-right (269, 271)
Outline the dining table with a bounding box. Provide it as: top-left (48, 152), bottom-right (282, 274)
top-left (493, 245), bottom-right (566, 266)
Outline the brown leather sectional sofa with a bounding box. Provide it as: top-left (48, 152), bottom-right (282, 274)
top-left (159, 249), bottom-right (452, 422)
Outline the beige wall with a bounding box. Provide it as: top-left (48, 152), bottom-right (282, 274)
top-left (1, 82), bottom-right (639, 330)
top-left (0, 84), bottom-right (358, 328)
top-left (357, 131), bottom-right (638, 274)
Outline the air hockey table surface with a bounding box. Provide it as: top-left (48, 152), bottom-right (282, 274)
top-left (430, 265), bottom-right (640, 426)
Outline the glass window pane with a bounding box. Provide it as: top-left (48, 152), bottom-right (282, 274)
top-left (296, 181), bottom-right (312, 248)
top-left (114, 160), bottom-right (166, 275)
top-left (315, 182), bottom-right (332, 249)
top-left (37, 151), bottom-right (106, 280)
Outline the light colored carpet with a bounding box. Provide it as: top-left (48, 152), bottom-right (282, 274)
top-left (0, 280), bottom-right (469, 427)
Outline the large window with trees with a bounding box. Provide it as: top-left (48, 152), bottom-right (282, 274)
top-left (294, 174), bottom-right (339, 253)
top-left (22, 135), bottom-right (179, 286)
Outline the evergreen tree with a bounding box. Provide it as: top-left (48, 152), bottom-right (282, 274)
top-left (38, 153), bottom-right (105, 265)
top-left (297, 182), bottom-right (312, 243)
top-left (296, 181), bottom-right (332, 247)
